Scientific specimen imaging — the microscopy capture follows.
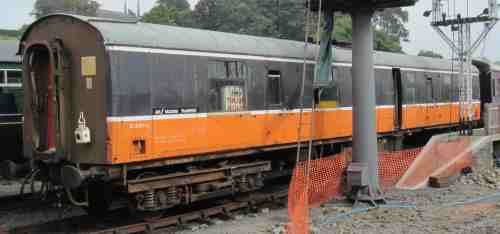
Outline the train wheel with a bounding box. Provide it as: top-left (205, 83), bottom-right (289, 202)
top-left (85, 179), bottom-right (112, 217)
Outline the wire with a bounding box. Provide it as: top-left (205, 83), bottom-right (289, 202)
top-left (295, 0), bottom-right (311, 164)
top-left (318, 191), bottom-right (500, 225)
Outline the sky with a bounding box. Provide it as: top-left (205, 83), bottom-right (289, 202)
top-left (2, 0), bottom-right (500, 61)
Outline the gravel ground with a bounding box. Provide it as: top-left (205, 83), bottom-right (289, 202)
top-left (169, 173), bottom-right (500, 234)
top-left (2, 172), bottom-right (500, 234)
top-left (170, 142), bottom-right (500, 234)
top-left (2, 135), bottom-right (499, 234)
top-left (0, 179), bottom-right (85, 232)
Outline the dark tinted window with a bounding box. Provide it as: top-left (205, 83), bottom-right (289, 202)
top-left (424, 74), bottom-right (434, 103)
top-left (337, 66), bottom-right (352, 107)
top-left (403, 71), bottom-right (416, 104)
top-left (0, 70), bottom-right (23, 114)
top-left (208, 61), bottom-right (252, 112)
top-left (426, 73), bottom-right (443, 103)
top-left (6, 70), bottom-right (22, 85)
top-left (266, 71), bottom-right (282, 107)
top-left (375, 69), bottom-right (394, 105)
top-left (473, 75), bottom-right (480, 101)
top-left (318, 67), bottom-right (339, 108)
top-left (451, 73), bottom-right (460, 102)
top-left (441, 74), bottom-right (452, 102)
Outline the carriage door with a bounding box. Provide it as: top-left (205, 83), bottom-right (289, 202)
top-left (50, 40), bottom-right (71, 156)
top-left (392, 68), bottom-right (403, 130)
top-left (25, 41), bottom-right (69, 156)
top-left (425, 75), bottom-right (435, 126)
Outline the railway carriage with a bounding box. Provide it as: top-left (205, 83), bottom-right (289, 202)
top-left (0, 40), bottom-right (24, 179)
top-left (16, 14), bottom-right (483, 213)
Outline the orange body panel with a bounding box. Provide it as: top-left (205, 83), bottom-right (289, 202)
top-left (107, 103), bottom-right (481, 164)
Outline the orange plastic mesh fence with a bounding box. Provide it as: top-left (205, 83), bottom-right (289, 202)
top-left (396, 137), bottom-right (472, 189)
top-left (287, 153), bottom-right (348, 234)
top-left (287, 148), bottom-right (422, 234)
top-left (378, 148), bottom-right (421, 188)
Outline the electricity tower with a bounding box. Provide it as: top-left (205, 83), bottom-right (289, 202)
top-left (425, 0), bottom-right (498, 132)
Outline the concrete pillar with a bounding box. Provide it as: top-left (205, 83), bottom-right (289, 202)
top-left (350, 9), bottom-right (382, 199)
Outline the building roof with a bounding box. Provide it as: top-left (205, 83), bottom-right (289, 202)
top-left (20, 14), bottom-right (471, 72)
top-left (0, 40), bottom-right (20, 63)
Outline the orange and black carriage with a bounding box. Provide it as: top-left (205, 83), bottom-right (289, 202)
top-left (16, 14), bottom-right (484, 214)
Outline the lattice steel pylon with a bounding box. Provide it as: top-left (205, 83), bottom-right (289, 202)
top-left (428, 0), bottom-right (498, 131)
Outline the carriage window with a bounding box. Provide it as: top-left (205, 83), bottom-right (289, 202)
top-left (208, 61), bottom-right (227, 79)
top-left (472, 75), bottom-right (480, 101)
top-left (318, 67), bottom-right (339, 108)
top-left (425, 75), bottom-right (434, 103)
top-left (267, 71), bottom-right (282, 106)
top-left (208, 61), bottom-right (250, 112)
top-left (0, 69), bottom-right (23, 114)
top-left (375, 69), bottom-right (394, 105)
top-left (403, 71), bottom-right (416, 104)
top-left (494, 75), bottom-right (500, 99)
top-left (442, 74), bottom-right (451, 102)
top-left (6, 70), bottom-right (22, 86)
top-left (338, 67), bottom-right (352, 107)
top-left (319, 86), bottom-right (339, 108)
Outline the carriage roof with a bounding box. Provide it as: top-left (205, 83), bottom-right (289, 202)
top-left (20, 14), bottom-right (471, 73)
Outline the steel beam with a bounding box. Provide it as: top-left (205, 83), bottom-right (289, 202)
top-left (350, 8), bottom-right (382, 200)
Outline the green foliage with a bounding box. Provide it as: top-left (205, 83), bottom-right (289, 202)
top-left (373, 8), bottom-right (409, 40)
top-left (417, 50), bottom-right (444, 59)
top-left (142, 0), bottom-right (194, 26)
top-left (192, 0), bottom-right (305, 40)
top-left (157, 0), bottom-right (190, 10)
top-left (375, 30), bottom-right (403, 53)
top-left (0, 25), bottom-right (28, 40)
top-left (142, 0), bottom-right (410, 53)
top-left (334, 14), bottom-right (403, 53)
top-left (0, 29), bottom-right (21, 39)
top-left (333, 15), bottom-right (352, 42)
top-left (495, 61), bottom-right (500, 65)
top-left (0, 35), bottom-right (16, 41)
top-left (143, 5), bottom-right (193, 26)
top-left (33, 0), bottom-right (100, 18)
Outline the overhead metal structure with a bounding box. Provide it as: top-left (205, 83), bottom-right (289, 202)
top-left (310, 0), bottom-right (417, 203)
top-left (426, 0), bottom-right (498, 133)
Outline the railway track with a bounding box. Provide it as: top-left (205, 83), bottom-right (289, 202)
top-left (9, 185), bottom-right (288, 234)
top-left (0, 194), bottom-right (53, 212)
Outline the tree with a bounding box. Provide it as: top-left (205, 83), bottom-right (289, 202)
top-left (33, 0), bottom-right (100, 18)
top-left (192, 0), bottom-right (304, 41)
top-left (333, 15), bottom-right (352, 43)
top-left (418, 50), bottom-right (444, 59)
top-left (192, 1), bottom-right (407, 52)
top-left (142, 0), bottom-right (194, 27)
top-left (144, 0), bottom-right (409, 53)
top-left (373, 8), bottom-right (409, 40)
top-left (157, 0), bottom-right (190, 10)
top-left (495, 61), bottom-right (500, 65)
top-left (333, 13), bottom-right (404, 53)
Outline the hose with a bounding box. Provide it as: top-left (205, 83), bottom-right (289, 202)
top-left (65, 187), bottom-right (89, 207)
top-left (317, 191), bottom-right (500, 226)
top-left (19, 168), bottom-right (40, 197)
top-left (318, 201), bottom-right (417, 225)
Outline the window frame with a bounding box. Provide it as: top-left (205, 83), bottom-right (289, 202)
top-left (0, 69), bottom-right (22, 88)
top-left (266, 70), bottom-right (283, 108)
top-left (402, 70), bottom-right (417, 104)
top-left (207, 60), bottom-right (250, 112)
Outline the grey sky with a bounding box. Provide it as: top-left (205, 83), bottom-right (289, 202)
top-left (2, 0), bottom-right (499, 61)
